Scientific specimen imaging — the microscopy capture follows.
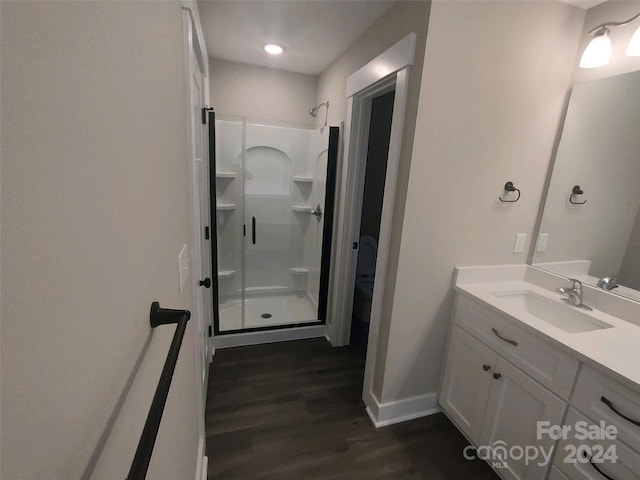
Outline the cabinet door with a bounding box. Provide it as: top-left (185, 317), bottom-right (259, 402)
top-left (480, 356), bottom-right (566, 480)
top-left (439, 326), bottom-right (497, 444)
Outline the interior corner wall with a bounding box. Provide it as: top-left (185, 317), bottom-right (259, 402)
top-left (573, 0), bottom-right (640, 84)
top-left (1, 2), bottom-right (199, 479)
top-left (378, 0), bottom-right (585, 404)
top-left (208, 57), bottom-right (318, 126)
top-left (315, 0), bottom-right (431, 400)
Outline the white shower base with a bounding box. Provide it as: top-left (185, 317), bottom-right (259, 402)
top-left (218, 292), bottom-right (318, 331)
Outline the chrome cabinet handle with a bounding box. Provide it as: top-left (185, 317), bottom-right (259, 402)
top-left (492, 328), bottom-right (518, 347)
top-left (582, 451), bottom-right (616, 480)
top-left (601, 396), bottom-right (640, 427)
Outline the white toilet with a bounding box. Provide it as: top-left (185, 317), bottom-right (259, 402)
top-left (353, 235), bottom-right (377, 323)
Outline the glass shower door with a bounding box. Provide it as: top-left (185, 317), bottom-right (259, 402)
top-left (242, 122), bottom-right (321, 328)
top-left (214, 117), bottom-right (336, 333)
top-left (213, 115), bottom-right (245, 332)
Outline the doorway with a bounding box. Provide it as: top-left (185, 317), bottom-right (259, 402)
top-left (350, 90), bottom-right (395, 354)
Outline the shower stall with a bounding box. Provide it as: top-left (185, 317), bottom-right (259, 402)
top-left (211, 115), bottom-right (338, 334)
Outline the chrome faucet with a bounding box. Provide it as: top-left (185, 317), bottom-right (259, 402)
top-left (556, 278), bottom-right (593, 311)
top-left (597, 275), bottom-right (619, 291)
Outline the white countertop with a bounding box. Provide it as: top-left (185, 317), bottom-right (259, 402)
top-left (454, 265), bottom-right (640, 391)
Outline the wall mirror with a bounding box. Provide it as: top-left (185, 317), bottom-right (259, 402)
top-left (531, 69), bottom-right (640, 302)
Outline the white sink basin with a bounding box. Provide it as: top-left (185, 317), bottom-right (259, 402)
top-left (491, 290), bottom-right (613, 333)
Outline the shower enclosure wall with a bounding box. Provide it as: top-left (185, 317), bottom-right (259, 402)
top-left (213, 116), bottom-right (333, 333)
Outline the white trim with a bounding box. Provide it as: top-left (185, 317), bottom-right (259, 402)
top-left (346, 33), bottom-right (416, 97)
top-left (181, 1), bottom-right (208, 77)
top-left (362, 68), bottom-right (409, 397)
top-left (182, 10), bottom-right (208, 477)
top-left (213, 325), bottom-right (326, 349)
top-left (327, 34), bottom-right (416, 423)
top-left (195, 437), bottom-right (207, 480)
top-left (364, 390), bottom-right (441, 428)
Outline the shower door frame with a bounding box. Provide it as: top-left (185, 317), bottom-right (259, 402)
top-left (211, 121), bottom-right (339, 336)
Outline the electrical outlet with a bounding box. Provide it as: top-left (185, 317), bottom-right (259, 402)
top-left (536, 233), bottom-right (549, 252)
top-left (514, 234), bottom-right (527, 253)
top-left (178, 244), bottom-right (190, 293)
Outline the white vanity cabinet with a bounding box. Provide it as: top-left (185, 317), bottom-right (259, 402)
top-left (440, 295), bottom-right (576, 480)
top-left (448, 265), bottom-right (640, 480)
top-left (440, 326), bottom-right (498, 443)
top-left (478, 356), bottom-right (566, 480)
top-left (553, 366), bottom-right (640, 480)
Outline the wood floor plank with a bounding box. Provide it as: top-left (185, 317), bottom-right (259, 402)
top-left (206, 338), bottom-right (499, 479)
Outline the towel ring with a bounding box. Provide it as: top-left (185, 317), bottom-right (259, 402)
top-left (569, 185), bottom-right (587, 205)
top-left (499, 181), bottom-right (521, 203)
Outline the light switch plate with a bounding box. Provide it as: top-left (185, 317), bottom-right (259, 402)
top-left (536, 233), bottom-right (549, 252)
top-left (178, 244), bottom-right (190, 293)
top-left (514, 234), bottom-right (527, 253)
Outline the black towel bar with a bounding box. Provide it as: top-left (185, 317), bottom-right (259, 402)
top-left (126, 302), bottom-right (190, 480)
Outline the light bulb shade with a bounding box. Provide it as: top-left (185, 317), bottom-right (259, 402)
top-left (579, 30), bottom-right (612, 68)
top-left (264, 44), bottom-right (283, 55)
top-left (626, 26), bottom-right (640, 56)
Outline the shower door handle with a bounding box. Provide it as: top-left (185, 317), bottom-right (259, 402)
top-left (252, 216), bottom-right (256, 245)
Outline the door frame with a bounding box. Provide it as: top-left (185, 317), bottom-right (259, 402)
top-left (326, 33), bottom-right (416, 412)
top-left (182, 3), bottom-right (209, 479)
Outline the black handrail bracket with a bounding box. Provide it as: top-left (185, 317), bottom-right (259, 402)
top-left (149, 301), bottom-right (191, 327)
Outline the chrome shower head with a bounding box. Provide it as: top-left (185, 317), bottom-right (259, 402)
top-left (308, 101), bottom-right (329, 118)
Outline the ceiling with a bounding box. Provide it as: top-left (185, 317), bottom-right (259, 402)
top-left (197, 0), bottom-right (395, 76)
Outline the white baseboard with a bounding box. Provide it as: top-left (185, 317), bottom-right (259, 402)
top-left (213, 325), bottom-right (326, 349)
top-left (363, 389), bottom-right (441, 428)
top-left (195, 437), bottom-right (207, 480)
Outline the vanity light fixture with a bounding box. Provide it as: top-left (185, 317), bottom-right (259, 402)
top-left (264, 44), bottom-right (284, 55)
top-left (580, 12), bottom-right (640, 68)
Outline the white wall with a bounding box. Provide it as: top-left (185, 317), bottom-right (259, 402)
top-left (315, 0), bottom-right (431, 397)
top-left (209, 58), bottom-right (318, 126)
top-left (573, 0), bottom-right (640, 84)
top-left (1, 2), bottom-right (199, 479)
top-left (377, 0), bottom-right (585, 403)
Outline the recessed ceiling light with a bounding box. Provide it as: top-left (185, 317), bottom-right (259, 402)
top-left (264, 44), bottom-right (283, 55)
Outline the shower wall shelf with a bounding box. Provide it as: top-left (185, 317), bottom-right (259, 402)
top-left (216, 171), bottom-right (236, 179)
top-left (293, 176), bottom-right (313, 183)
top-left (218, 270), bottom-right (235, 279)
top-left (289, 267), bottom-right (309, 275)
top-left (216, 203), bottom-right (236, 211)
top-left (291, 205), bottom-right (313, 213)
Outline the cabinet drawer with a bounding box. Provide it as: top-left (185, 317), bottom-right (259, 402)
top-left (554, 408), bottom-right (640, 480)
top-left (455, 295), bottom-right (579, 400)
top-left (571, 365), bottom-right (640, 453)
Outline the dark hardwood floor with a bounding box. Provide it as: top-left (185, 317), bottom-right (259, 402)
top-left (205, 338), bottom-right (499, 480)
